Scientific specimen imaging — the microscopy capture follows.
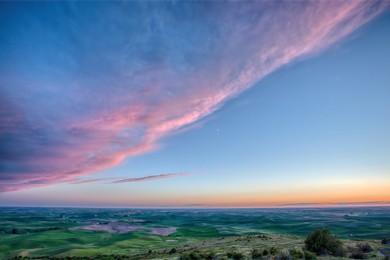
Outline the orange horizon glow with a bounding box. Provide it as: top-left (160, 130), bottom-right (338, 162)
top-left (2, 176), bottom-right (389, 208)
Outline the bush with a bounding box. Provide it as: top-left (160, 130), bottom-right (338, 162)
top-left (277, 252), bottom-right (290, 260)
top-left (351, 251), bottom-right (368, 259)
top-left (169, 247), bottom-right (177, 254)
top-left (262, 249), bottom-right (269, 256)
top-left (189, 251), bottom-right (201, 260)
top-left (382, 238), bottom-right (388, 245)
top-left (227, 251), bottom-right (244, 260)
top-left (304, 228), bottom-right (345, 256)
top-left (356, 243), bottom-right (373, 253)
top-left (180, 251), bottom-right (202, 260)
top-left (303, 250), bottom-right (317, 260)
top-left (270, 247), bottom-right (278, 255)
top-left (251, 249), bottom-right (263, 259)
top-left (179, 254), bottom-right (191, 260)
top-left (290, 248), bottom-right (304, 259)
top-left (204, 252), bottom-right (216, 260)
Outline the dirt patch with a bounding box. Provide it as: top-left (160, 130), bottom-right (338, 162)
top-left (149, 227), bottom-right (177, 236)
top-left (71, 221), bottom-right (139, 233)
top-left (71, 221), bottom-right (176, 236)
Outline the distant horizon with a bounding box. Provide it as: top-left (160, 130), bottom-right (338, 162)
top-left (2, 203), bottom-right (390, 210)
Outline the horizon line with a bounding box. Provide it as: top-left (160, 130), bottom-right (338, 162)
top-left (1, 204), bottom-right (389, 210)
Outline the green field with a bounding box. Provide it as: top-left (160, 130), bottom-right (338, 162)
top-left (0, 207), bottom-right (389, 259)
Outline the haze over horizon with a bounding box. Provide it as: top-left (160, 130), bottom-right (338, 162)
top-left (1, 1), bottom-right (390, 208)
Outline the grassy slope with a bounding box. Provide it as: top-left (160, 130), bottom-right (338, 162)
top-left (0, 226), bottom-right (217, 258)
top-left (143, 234), bottom-right (388, 260)
top-left (1, 231), bottom-right (388, 259)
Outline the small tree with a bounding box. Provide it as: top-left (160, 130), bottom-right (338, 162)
top-left (304, 228), bottom-right (345, 256)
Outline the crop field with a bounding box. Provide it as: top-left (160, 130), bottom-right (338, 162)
top-left (0, 207), bottom-right (389, 259)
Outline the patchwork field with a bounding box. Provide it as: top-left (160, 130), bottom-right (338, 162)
top-left (0, 207), bottom-right (389, 259)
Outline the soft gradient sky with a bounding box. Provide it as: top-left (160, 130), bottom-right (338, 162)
top-left (1, 1), bottom-right (390, 207)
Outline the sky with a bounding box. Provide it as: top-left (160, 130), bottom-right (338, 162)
top-left (0, 1), bottom-right (390, 208)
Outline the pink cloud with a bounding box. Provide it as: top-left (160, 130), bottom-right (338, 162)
top-left (0, 1), bottom-right (388, 192)
top-left (112, 172), bottom-right (191, 184)
top-left (69, 178), bottom-right (114, 185)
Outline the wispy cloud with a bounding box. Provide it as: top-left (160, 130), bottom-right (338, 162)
top-left (66, 172), bottom-right (191, 185)
top-left (0, 1), bottom-right (389, 191)
top-left (69, 178), bottom-right (115, 185)
top-left (112, 172), bottom-right (190, 184)
top-left (335, 201), bottom-right (390, 206)
top-left (279, 201), bottom-right (390, 207)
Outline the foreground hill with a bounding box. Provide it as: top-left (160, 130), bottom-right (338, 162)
top-left (6, 233), bottom-right (388, 259)
top-left (133, 233), bottom-right (389, 260)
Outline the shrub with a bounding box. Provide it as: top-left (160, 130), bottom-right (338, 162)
top-left (179, 251), bottom-right (216, 260)
top-left (290, 248), bottom-right (304, 259)
top-left (277, 252), bottom-right (290, 260)
top-left (179, 254), bottom-right (191, 260)
top-left (270, 247), bottom-right (278, 255)
top-left (303, 250), bottom-right (317, 260)
top-left (227, 251), bottom-right (244, 260)
top-left (382, 238), bottom-right (388, 245)
top-left (180, 251), bottom-right (201, 260)
top-left (251, 249), bottom-right (263, 259)
top-left (169, 247), bottom-right (177, 254)
top-left (351, 251), bottom-right (368, 259)
top-left (304, 228), bottom-right (345, 256)
top-left (357, 243), bottom-right (373, 253)
top-left (189, 251), bottom-right (201, 260)
top-left (204, 252), bottom-right (216, 260)
top-left (262, 249), bottom-right (269, 256)
top-left (206, 252), bottom-right (216, 260)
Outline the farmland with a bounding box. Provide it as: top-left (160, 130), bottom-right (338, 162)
top-left (0, 207), bottom-right (389, 259)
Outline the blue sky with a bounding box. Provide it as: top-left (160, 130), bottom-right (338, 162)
top-left (0, 1), bottom-right (389, 207)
